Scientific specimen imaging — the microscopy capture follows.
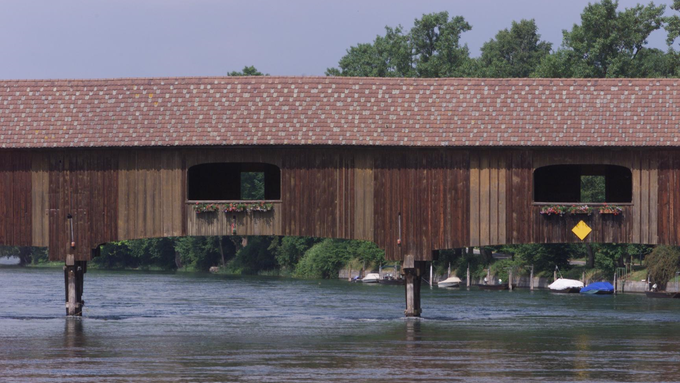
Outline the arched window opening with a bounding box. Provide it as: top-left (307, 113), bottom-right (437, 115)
top-left (188, 163), bottom-right (281, 201)
top-left (533, 165), bottom-right (631, 203)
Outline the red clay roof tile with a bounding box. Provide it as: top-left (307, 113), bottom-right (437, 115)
top-left (1, 76), bottom-right (679, 148)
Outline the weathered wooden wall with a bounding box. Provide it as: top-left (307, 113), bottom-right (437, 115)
top-left (0, 147), bottom-right (675, 262)
top-left (0, 151), bottom-right (32, 247)
top-left (658, 151), bottom-right (680, 245)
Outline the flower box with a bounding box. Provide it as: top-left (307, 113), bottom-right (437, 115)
top-left (567, 205), bottom-right (594, 215)
top-left (193, 202), bottom-right (275, 214)
top-left (539, 205), bottom-right (568, 216)
top-left (193, 203), bottom-right (221, 213)
top-left (599, 205), bottom-right (623, 215)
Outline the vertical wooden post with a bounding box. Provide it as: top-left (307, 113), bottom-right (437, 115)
top-left (348, 265), bottom-right (352, 282)
top-left (508, 269), bottom-right (513, 291)
top-left (403, 256), bottom-right (424, 317)
top-left (429, 262), bottom-right (433, 288)
top-left (466, 263), bottom-right (470, 289)
top-left (613, 272), bottom-right (618, 295)
top-left (530, 265), bottom-right (534, 291)
top-left (64, 254), bottom-right (86, 316)
top-left (448, 262), bottom-right (451, 279)
top-left (582, 271), bottom-right (586, 285)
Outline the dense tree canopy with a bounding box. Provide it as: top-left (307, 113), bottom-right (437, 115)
top-left (326, 11), bottom-right (474, 77)
top-left (478, 19), bottom-right (551, 78)
top-left (534, 0), bottom-right (667, 78)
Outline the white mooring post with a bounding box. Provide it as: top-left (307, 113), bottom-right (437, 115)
top-left (466, 263), bottom-right (471, 289)
top-left (429, 262), bottom-right (433, 287)
top-left (614, 272), bottom-right (618, 295)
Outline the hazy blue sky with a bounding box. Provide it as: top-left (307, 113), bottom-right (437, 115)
top-left (0, 0), bottom-right (675, 79)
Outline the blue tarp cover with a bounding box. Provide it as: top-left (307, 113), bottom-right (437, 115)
top-left (580, 282), bottom-right (614, 294)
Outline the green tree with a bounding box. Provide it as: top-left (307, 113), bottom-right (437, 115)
top-left (273, 236), bottom-right (320, 271)
top-left (410, 12), bottom-right (473, 77)
top-left (666, 0), bottom-right (680, 46)
top-left (294, 239), bottom-right (353, 279)
top-left (327, 12), bottom-right (473, 77)
top-left (478, 19), bottom-right (552, 78)
top-left (645, 245), bottom-right (680, 288)
top-left (505, 244), bottom-right (578, 274)
top-left (228, 66), bottom-right (267, 76)
top-left (534, 0), bottom-right (666, 78)
top-left (225, 236), bottom-right (278, 274)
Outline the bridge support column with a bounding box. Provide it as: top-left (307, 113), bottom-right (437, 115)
top-left (64, 254), bottom-right (86, 316)
top-left (403, 256), bottom-right (426, 317)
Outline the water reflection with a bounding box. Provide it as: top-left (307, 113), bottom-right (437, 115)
top-left (63, 318), bottom-right (85, 350)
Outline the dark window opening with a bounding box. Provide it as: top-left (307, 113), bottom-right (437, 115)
top-left (534, 165), bottom-right (631, 203)
top-left (188, 163), bottom-right (281, 201)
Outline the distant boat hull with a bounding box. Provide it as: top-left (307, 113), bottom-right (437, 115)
top-left (551, 287), bottom-right (581, 294)
top-left (549, 278), bottom-right (584, 294)
top-left (476, 284), bottom-right (509, 291)
top-left (645, 291), bottom-right (680, 299)
top-left (580, 282), bottom-right (614, 295)
top-left (437, 276), bottom-right (462, 288)
top-left (438, 282), bottom-right (460, 288)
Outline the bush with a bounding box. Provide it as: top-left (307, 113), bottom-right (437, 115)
top-left (294, 239), bottom-right (352, 279)
top-left (646, 246), bottom-right (680, 288)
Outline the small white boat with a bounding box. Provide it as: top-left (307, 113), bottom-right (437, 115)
top-left (437, 276), bottom-right (462, 288)
top-left (548, 278), bottom-right (584, 293)
top-left (361, 273), bottom-right (381, 283)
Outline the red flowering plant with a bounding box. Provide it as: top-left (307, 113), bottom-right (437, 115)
top-left (224, 203), bottom-right (248, 213)
top-left (193, 203), bottom-right (221, 213)
top-left (567, 205), bottom-right (594, 215)
top-left (539, 205), bottom-right (568, 216)
top-left (599, 204), bottom-right (623, 215)
top-left (248, 201), bottom-right (274, 212)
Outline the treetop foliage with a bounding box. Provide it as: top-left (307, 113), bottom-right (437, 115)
top-left (328, 1), bottom-right (679, 79)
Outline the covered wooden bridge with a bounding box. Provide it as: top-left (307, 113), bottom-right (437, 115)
top-left (1, 76), bottom-right (679, 316)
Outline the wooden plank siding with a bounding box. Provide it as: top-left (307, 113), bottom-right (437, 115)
top-left (0, 147), bottom-right (676, 262)
top-left (0, 151), bottom-right (33, 248)
top-left (47, 151), bottom-right (119, 261)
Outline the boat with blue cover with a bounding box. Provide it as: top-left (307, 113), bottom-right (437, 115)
top-left (580, 282), bottom-right (614, 295)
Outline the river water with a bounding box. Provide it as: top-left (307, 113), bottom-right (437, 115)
top-left (0, 268), bottom-right (679, 382)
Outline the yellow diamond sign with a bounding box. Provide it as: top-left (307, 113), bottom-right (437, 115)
top-left (572, 220), bottom-right (592, 241)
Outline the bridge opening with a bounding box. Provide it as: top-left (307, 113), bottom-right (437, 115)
top-left (533, 164), bottom-right (632, 203)
top-left (188, 163), bottom-right (281, 201)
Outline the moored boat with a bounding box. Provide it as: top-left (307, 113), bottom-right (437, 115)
top-left (549, 278), bottom-right (584, 293)
top-left (437, 276), bottom-right (462, 288)
top-left (580, 281), bottom-right (614, 295)
top-left (361, 273), bottom-right (381, 283)
top-left (476, 283), bottom-right (509, 291)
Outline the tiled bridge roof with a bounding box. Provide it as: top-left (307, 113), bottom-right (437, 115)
top-left (1, 76), bottom-right (678, 148)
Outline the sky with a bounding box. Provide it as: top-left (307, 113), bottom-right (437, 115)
top-left (0, 0), bottom-right (676, 80)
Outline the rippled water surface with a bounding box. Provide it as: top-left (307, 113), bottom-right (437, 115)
top-left (1, 268), bottom-right (679, 382)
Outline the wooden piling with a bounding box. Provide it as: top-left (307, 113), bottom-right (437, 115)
top-left (403, 257), bottom-right (424, 317)
top-left (530, 265), bottom-right (534, 291)
top-left (508, 269), bottom-right (513, 291)
top-left (64, 254), bottom-right (86, 316)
